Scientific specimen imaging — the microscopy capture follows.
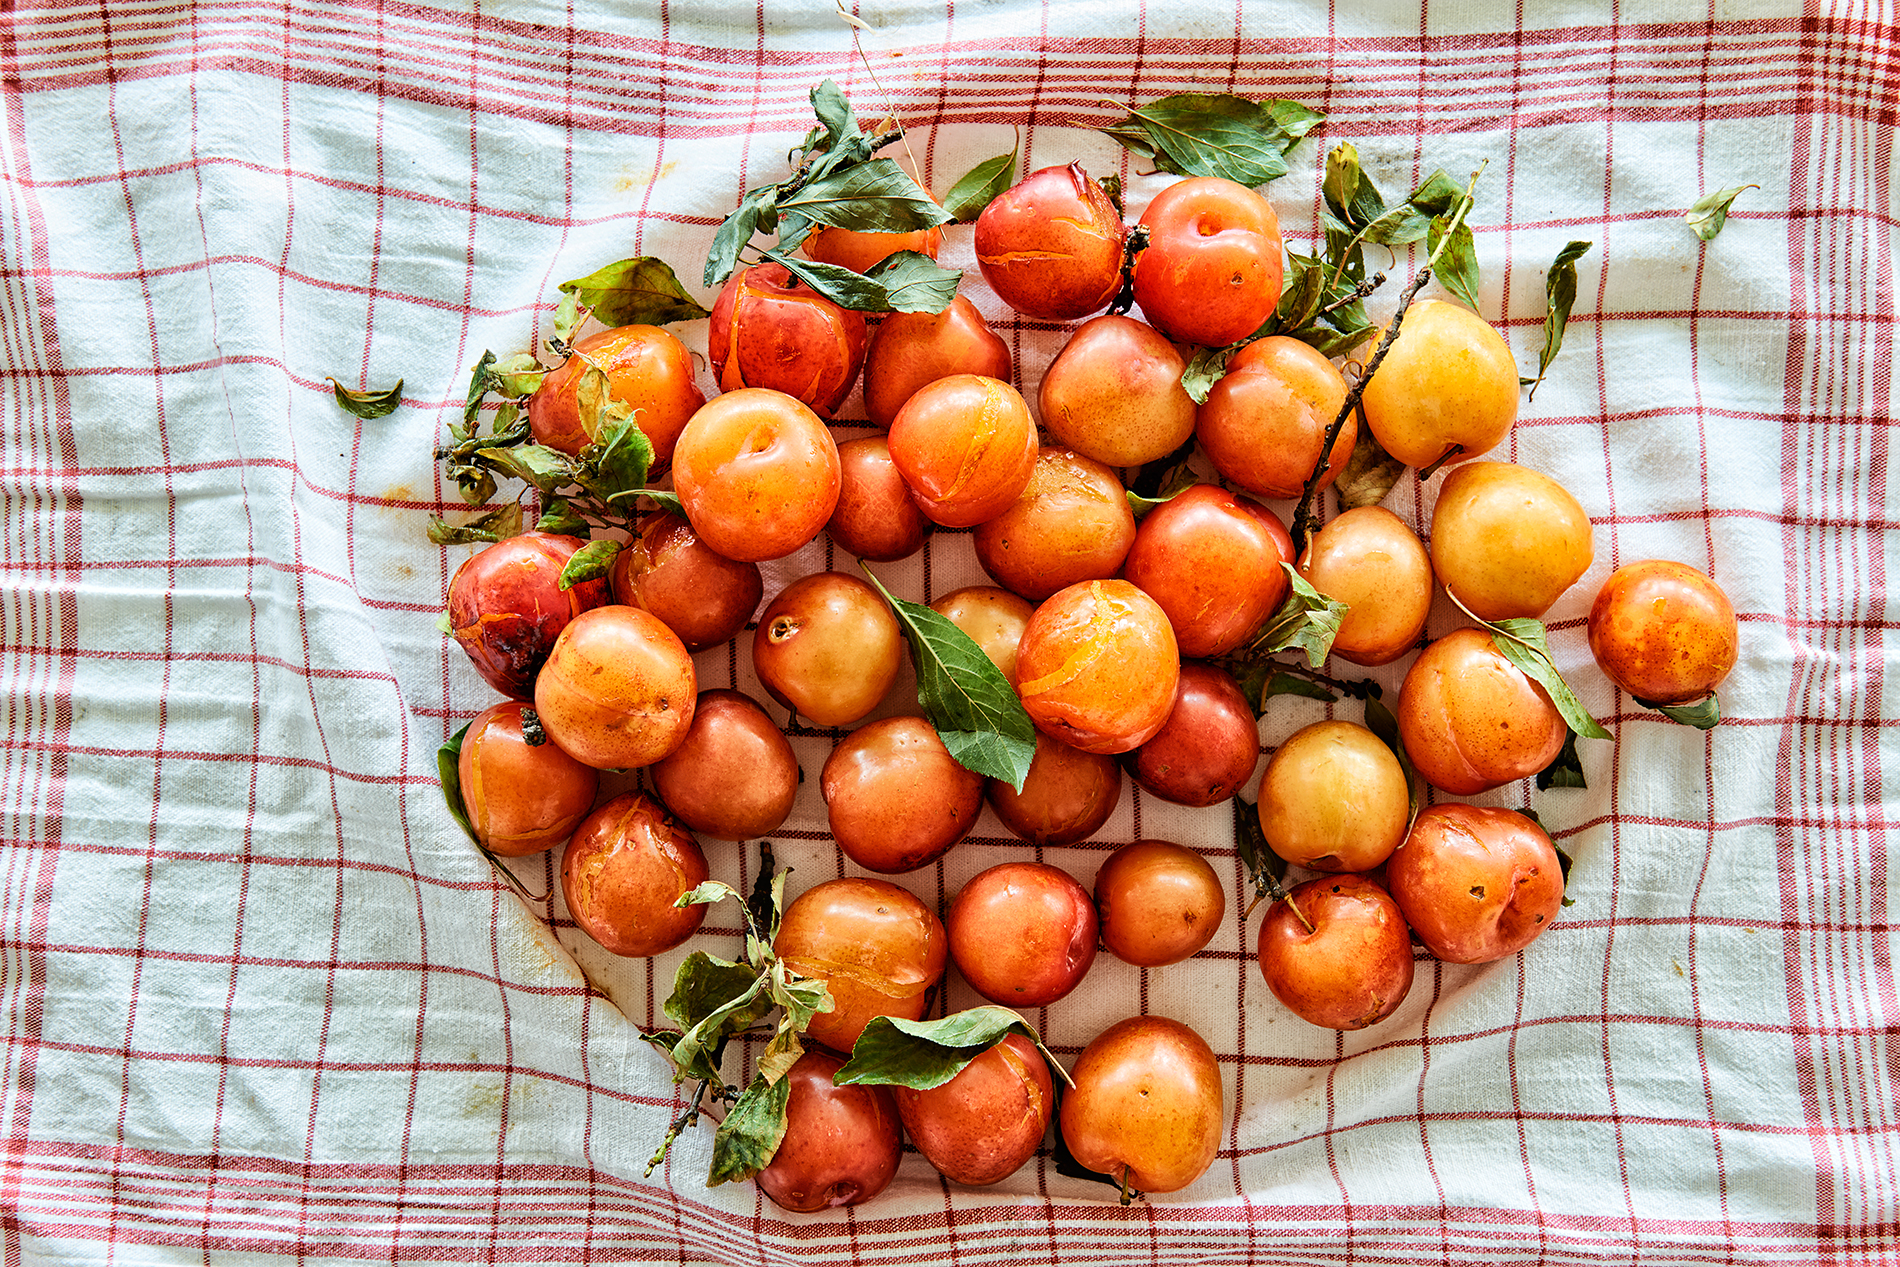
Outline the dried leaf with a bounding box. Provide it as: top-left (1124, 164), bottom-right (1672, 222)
top-left (1333, 426), bottom-right (1406, 510)
top-left (559, 256), bottom-right (710, 327)
top-left (1686, 184), bottom-right (1756, 241)
top-left (328, 377), bottom-right (403, 419)
top-left (1521, 240), bottom-right (1592, 400)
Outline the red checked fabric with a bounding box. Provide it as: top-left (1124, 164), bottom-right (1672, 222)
top-left (1, 1), bottom-right (1891, 1263)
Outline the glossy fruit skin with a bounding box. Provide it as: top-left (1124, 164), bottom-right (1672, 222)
top-left (887, 374), bottom-right (1040, 528)
top-left (533, 605), bottom-right (697, 771)
top-left (1197, 336), bottom-right (1353, 499)
top-left (1132, 177), bottom-right (1284, 348)
top-left (985, 730), bottom-right (1122, 847)
top-left (670, 388), bottom-right (841, 563)
top-left (1016, 579), bottom-right (1181, 755)
top-left (1296, 506), bottom-right (1433, 667)
top-left (560, 792), bottom-right (707, 957)
top-left (974, 163), bottom-right (1126, 321)
top-left (1385, 804), bottom-right (1565, 964)
top-left (447, 533), bottom-right (611, 699)
top-left (946, 862), bottom-right (1098, 1008)
top-left (755, 1048), bottom-right (902, 1212)
top-left (1431, 462), bottom-right (1594, 620)
top-left (609, 512), bottom-right (762, 652)
top-left (1094, 840), bottom-right (1226, 967)
top-left (895, 1032), bottom-right (1055, 1187)
top-left (828, 435), bottom-right (932, 563)
top-left (649, 690), bottom-right (798, 841)
top-left (1358, 299), bottom-right (1519, 468)
top-left (863, 294), bottom-right (1012, 429)
top-left (775, 877), bottom-right (948, 1054)
top-left (456, 700), bottom-right (599, 857)
top-left (525, 324), bottom-right (704, 461)
top-left (1036, 315), bottom-right (1198, 468)
top-left (1396, 627), bottom-right (1567, 796)
top-left (821, 717), bottom-right (985, 873)
top-left (752, 572), bottom-right (902, 727)
top-left (707, 262), bottom-right (867, 417)
top-left (973, 447), bottom-right (1137, 602)
top-left (1127, 662), bottom-right (1259, 808)
top-left (930, 586), bottom-right (1034, 688)
top-left (1122, 484), bottom-right (1291, 658)
top-left (1059, 1015), bottom-right (1224, 1195)
top-left (1587, 560), bottom-right (1739, 704)
top-left (1256, 720), bottom-right (1410, 873)
top-left (1257, 874), bottom-right (1413, 1029)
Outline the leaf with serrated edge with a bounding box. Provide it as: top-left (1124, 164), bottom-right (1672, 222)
top-left (663, 953), bottom-right (759, 1032)
top-left (586, 414), bottom-right (656, 501)
top-left (1254, 564), bottom-right (1349, 669)
top-left (1270, 256), bottom-right (1328, 337)
top-left (1264, 99), bottom-right (1326, 149)
top-left (1333, 427), bottom-right (1407, 510)
top-left (834, 1007), bottom-right (1067, 1090)
top-left (536, 497), bottom-right (587, 536)
top-left (1123, 94), bottom-right (1289, 187)
top-left (1636, 693), bottom-right (1722, 729)
top-left (943, 149), bottom-right (1017, 222)
top-left (329, 377), bottom-right (403, 419)
top-left (489, 354), bottom-right (543, 400)
top-left (862, 251), bottom-right (962, 314)
top-left (707, 1073), bottom-right (791, 1186)
top-left (1523, 240), bottom-right (1592, 399)
top-left (1485, 616), bottom-right (1612, 740)
top-left (1686, 184), bottom-right (1756, 241)
top-left (477, 444), bottom-right (577, 494)
top-left (859, 567), bottom-right (1036, 790)
top-left (559, 256), bottom-right (710, 327)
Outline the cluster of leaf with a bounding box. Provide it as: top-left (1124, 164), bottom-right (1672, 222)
top-left (704, 79), bottom-right (962, 315)
top-left (641, 845), bottom-right (1068, 1186)
top-left (431, 351), bottom-right (679, 552)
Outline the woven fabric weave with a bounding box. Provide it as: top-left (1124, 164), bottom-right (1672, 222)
top-left (1, 0), bottom-right (1893, 1262)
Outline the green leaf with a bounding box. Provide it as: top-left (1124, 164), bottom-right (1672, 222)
top-left (833, 1007), bottom-right (1065, 1091)
top-left (1180, 343), bottom-right (1234, 405)
top-left (1428, 213), bottom-right (1481, 311)
top-left (435, 609), bottom-right (453, 636)
top-left (1233, 794), bottom-right (1290, 908)
top-left (1483, 615), bottom-right (1613, 741)
top-left (1536, 730), bottom-right (1588, 790)
top-left (477, 443), bottom-right (578, 494)
top-left (1555, 841), bottom-right (1575, 905)
top-left (1292, 320), bottom-right (1376, 360)
top-left (551, 289), bottom-right (583, 345)
top-left (663, 952), bottom-right (763, 1038)
top-left (557, 538), bottom-right (620, 590)
top-left (1635, 693), bottom-right (1722, 729)
top-left (705, 186), bottom-right (777, 287)
top-left (809, 78), bottom-right (861, 155)
top-left (642, 488), bottom-right (686, 517)
top-left (859, 567), bottom-right (1037, 791)
top-left (559, 256), bottom-right (711, 327)
top-left (1406, 169), bottom-right (1464, 216)
top-left (464, 350), bottom-right (498, 431)
top-left (942, 148), bottom-right (1018, 222)
top-left (1333, 426), bottom-right (1406, 511)
top-left (1125, 482), bottom-right (1193, 519)
top-left (1322, 143), bottom-right (1363, 223)
top-left (1521, 240), bottom-right (1592, 401)
top-left (678, 879), bottom-right (744, 911)
top-left (771, 971), bottom-right (834, 1036)
top-left (775, 158), bottom-right (952, 234)
top-left (1252, 564), bottom-right (1350, 669)
top-left (1263, 99), bottom-right (1326, 150)
top-left (1360, 202), bottom-right (1434, 247)
top-left (707, 1072), bottom-right (792, 1186)
top-left (766, 250), bottom-right (896, 313)
top-left (1115, 94), bottom-right (1290, 187)
top-left (1269, 254), bottom-right (1328, 337)
top-left (483, 355), bottom-right (543, 401)
top-left (435, 722), bottom-right (477, 845)
top-left (535, 496), bottom-right (588, 536)
top-left (1363, 692), bottom-right (1424, 824)
top-left (1258, 669), bottom-right (1336, 705)
top-left (584, 413), bottom-right (656, 501)
top-left (1686, 184), bottom-right (1756, 241)
top-left (862, 250), bottom-right (963, 314)
top-left (328, 377), bottom-right (403, 419)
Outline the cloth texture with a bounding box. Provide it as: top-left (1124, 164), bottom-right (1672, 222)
top-left (1, 0), bottom-right (1894, 1262)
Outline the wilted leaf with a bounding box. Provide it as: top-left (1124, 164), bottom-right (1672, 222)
top-left (427, 502), bottom-right (522, 546)
top-left (1333, 426), bottom-right (1406, 510)
top-left (551, 289), bottom-right (583, 344)
top-left (707, 1073), bottom-right (791, 1186)
top-left (535, 496), bottom-right (588, 536)
top-left (1536, 730), bottom-right (1588, 789)
top-left (1686, 184), bottom-right (1756, 241)
top-left (558, 538), bottom-right (620, 590)
top-left (705, 185), bottom-right (776, 287)
top-left (328, 377), bottom-right (403, 419)
top-left (1180, 343), bottom-right (1234, 404)
top-left (489, 354), bottom-right (544, 400)
top-left (1253, 564), bottom-right (1350, 669)
top-left (942, 148), bottom-right (1017, 222)
top-left (584, 414), bottom-right (656, 502)
top-left (1363, 692), bottom-right (1423, 824)
top-left (1406, 169), bottom-right (1464, 216)
top-left (1269, 255), bottom-right (1328, 337)
top-left (834, 1007), bottom-right (1064, 1091)
top-left (1429, 213), bottom-right (1480, 311)
top-left (1233, 794), bottom-right (1290, 908)
top-left (1114, 94), bottom-right (1290, 187)
top-left (477, 443), bottom-right (578, 494)
top-left (560, 256), bottom-right (710, 327)
top-left (860, 567), bottom-right (1036, 791)
top-left (1521, 240), bottom-right (1592, 400)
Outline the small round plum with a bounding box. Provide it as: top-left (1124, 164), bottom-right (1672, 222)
top-left (1257, 874), bottom-right (1413, 1029)
top-left (752, 572), bottom-right (902, 727)
top-left (533, 605), bottom-right (696, 771)
top-left (671, 388), bottom-right (841, 563)
top-left (973, 447), bottom-right (1136, 602)
top-left (1431, 461), bottom-right (1594, 620)
top-left (755, 1049), bottom-right (902, 1212)
top-left (974, 163), bottom-right (1125, 321)
top-left (1358, 299), bottom-right (1518, 469)
top-left (887, 374), bottom-right (1039, 528)
top-left (609, 513), bottom-right (762, 652)
top-left (775, 877), bottom-right (948, 1054)
top-left (828, 435), bottom-right (933, 563)
top-left (447, 533), bottom-right (611, 699)
top-left (1256, 720), bottom-right (1410, 873)
top-left (1296, 507), bottom-right (1433, 667)
top-left (1396, 627), bottom-right (1567, 795)
top-left (985, 731), bottom-right (1122, 847)
top-left (1385, 804), bottom-right (1566, 964)
top-left (1132, 176), bottom-right (1284, 348)
top-left (1122, 484), bottom-right (1291, 658)
top-left (894, 1032), bottom-right (1055, 1187)
top-left (822, 717), bottom-right (985, 873)
top-left (1016, 579), bottom-right (1181, 755)
top-left (526, 324), bottom-right (704, 461)
top-left (708, 262), bottom-right (866, 417)
top-left (1587, 560), bottom-right (1739, 704)
top-left (559, 792), bottom-right (706, 957)
top-left (1094, 840), bottom-right (1226, 967)
top-left (930, 586), bottom-right (1034, 688)
top-left (863, 295), bottom-right (1012, 429)
top-left (648, 690), bottom-right (798, 840)
top-left (1036, 315), bottom-right (1197, 468)
top-left (1126, 662), bottom-right (1259, 808)
top-left (1196, 336), bottom-right (1352, 500)
top-left (946, 862), bottom-right (1098, 1008)
top-left (456, 701), bottom-right (599, 857)
top-left (1059, 1015), bottom-right (1224, 1196)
